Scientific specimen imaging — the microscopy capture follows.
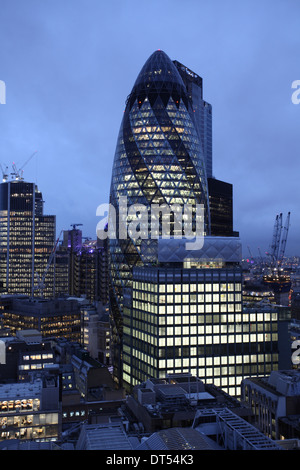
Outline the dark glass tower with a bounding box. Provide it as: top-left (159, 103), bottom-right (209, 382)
top-left (109, 50), bottom-right (211, 385)
top-left (0, 180), bottom-right (56, 298)
top-left (173, 60), bottom-right (213, 179)
top-left (208, 177), bottom-right (239, 237)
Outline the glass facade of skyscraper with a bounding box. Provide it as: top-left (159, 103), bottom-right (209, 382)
top-left (0, 181), bottom-right (56, 298)
top-left (109, 50), bottom-right (211, 384)
top-left (123, 266), bottom-right (280, 396)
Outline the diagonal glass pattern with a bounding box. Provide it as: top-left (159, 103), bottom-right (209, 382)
top-left (109, 50), bottom-right (211, 385)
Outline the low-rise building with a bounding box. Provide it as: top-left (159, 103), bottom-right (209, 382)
top-left (125, 373), bottom-right (253, 434)
top-left (81, 303), bottom-right (111, 367)
top-left (241, 369), bottom-right (300, 440)
top-left (0, 371), bottom-right (61, 442)
top-left (55, 343), bottom-right (125, 429)
top-left (0, 330), bottom-right (55, 382)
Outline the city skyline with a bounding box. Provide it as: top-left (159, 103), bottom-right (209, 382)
top-left (0, 0), bottom-right (300, 257)
top-left (1, 2), bottom-right (300, 450)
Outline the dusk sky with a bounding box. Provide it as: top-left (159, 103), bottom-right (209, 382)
top-left (0, 0), bottom-right (299, 257)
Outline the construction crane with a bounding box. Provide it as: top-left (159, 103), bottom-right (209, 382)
top-left (258, 247), bottom-right (263, 263)
top-left (274, 213), bottom-right (283, 263)
top-left (263, 212), bottom-right (291, 297)
top-left (269, 213), bottom-right (283, 265)
top-left (11, 151), bottom-right (38, 181)
top-left (268, 212), bottom-right (291, 268)
top-left (269, 214), bottom-right (278, 260)
top-left (18, 151), bottom-right (38, 180)
top-left (11, 162), bottom-right (19, 180)
top-left (278, 212), bottom-right (291, 266)
top-left (34, 230), bottom-right (63, 298)
top-left (247, 246), bottom-right (254, 264)
top-left (0, 164), bottom-right (8, 182)
top-left (70, 224), bottom-right (83, 230)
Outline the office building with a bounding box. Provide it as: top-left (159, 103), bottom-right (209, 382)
top-left (62, 227), bottom-right (109, 304)
top-left (109, 50), bottom-right (212, 384)
top-left (108, 50), bottom-right (265, 393)
top-left (73, 239), bottom-right (108, 304)
top-left (0, 329), bottom-right (55, 382)
top-left (0, 180), bottom-right (56, 298)
top-left (63, 227), bottom-right (82, 253)
top-left (0, 372), bottom-right (61, 442)
top-left (57, 344), bottom-right (124, 429)
top-left (173, 59), bottom-right (213, 179)
top-left (0, 296), bottom-right (81, 341)
top-left (81, 304), bottom-right (112, 367)
top-left (70, 350), bottom-right (122, 402)
top-left (207, 177), bottom-right (239, 237)
top-left (53, 244), bottom-right (70, 298)
top-left (241, 370), bottom-right (300, 441)
top-left (122, 237), bottom-right (290, 396)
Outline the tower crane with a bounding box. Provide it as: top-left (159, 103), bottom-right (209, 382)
top-left (247, 246), bottom-right (254, 263)
top-left (18, 151), bottom-right (38, 180)
top-left (0, 164), bottom-right (8, 182)
top-left (268, 213), bottom-right (281, 266)
top-left (11, 151), bottom-right (38, 181)
top-left (267, 212), bottom-right (291, 270)
top-left (263, 212), bottom-right (291, 297)
top-left (278, 212), bottom-right (291, 266)
top-left (274, 213), bottom-right (283, 264)
top-left (34, 229), bottom-right (63, 298)
top-left (11, 162), bottom-right (19, 180)
top-left (269, 213), bottom-right (282, 265)
top-left (270, 214), bottom-right (279, 258)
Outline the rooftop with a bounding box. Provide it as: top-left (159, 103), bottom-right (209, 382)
top-left (243, 370), bottom-right (300, 397)
top-left (76, 423), bottom-right (134, 450)
top-left (193, 407), bottom-right (283, 450)
top-left (2, 296), bottom-right (81, 316)
top-left (133, 50), bottom-right (185, 90)
top-left (0, 380), bottom-right (42, 401)
top-left (137, 426), bottom-right (220, 450)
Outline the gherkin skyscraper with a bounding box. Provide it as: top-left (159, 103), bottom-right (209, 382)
top-left (109, 50), bottom-right (211, 385)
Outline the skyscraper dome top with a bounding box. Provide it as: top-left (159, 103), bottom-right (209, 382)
top-left (132, 49), bottom-right (186, 91)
